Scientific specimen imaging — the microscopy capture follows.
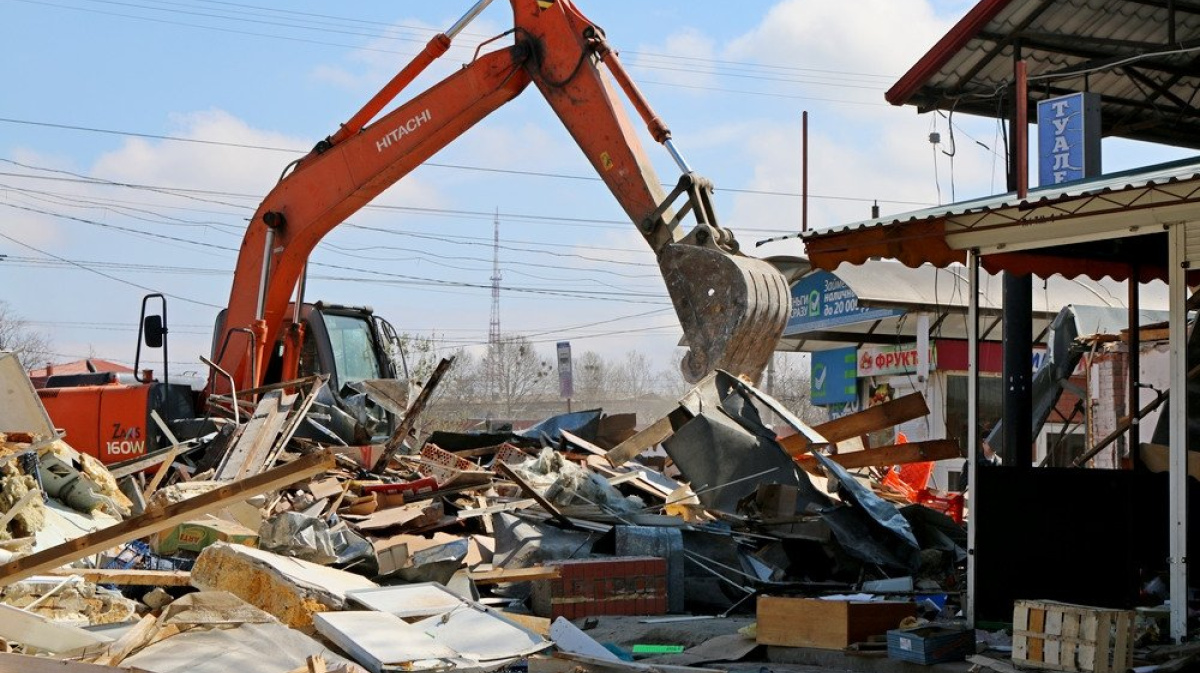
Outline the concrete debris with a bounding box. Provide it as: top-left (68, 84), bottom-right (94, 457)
top-left (6, 352), bottom-right (1195, 673)
top-left (189, 541), bottom-right (377, 627)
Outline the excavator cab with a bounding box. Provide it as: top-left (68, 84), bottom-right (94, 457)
top-left (213, 303), bottom-right (405, 443)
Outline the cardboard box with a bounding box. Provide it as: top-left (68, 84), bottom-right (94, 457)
top-left (756, 596), bottom-right (915, 649)
top-left (152, 518), bottom-right (258, 555)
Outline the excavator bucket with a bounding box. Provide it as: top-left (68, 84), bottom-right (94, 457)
top-left (659, 244), bottom-right (791, 384)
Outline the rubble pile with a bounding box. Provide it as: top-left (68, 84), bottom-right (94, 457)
top-left (1, 359), bottom-right (1192, 673)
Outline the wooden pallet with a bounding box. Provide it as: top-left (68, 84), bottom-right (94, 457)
top-left (1012, 600), bottom-right (1134, 673)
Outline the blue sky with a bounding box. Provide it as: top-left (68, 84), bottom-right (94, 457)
top-left (2, 0), bottom-right (1193, 378)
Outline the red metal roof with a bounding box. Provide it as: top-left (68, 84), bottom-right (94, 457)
top-left (885, 0), bottom-right (1200, 149)
top-left (886, 0), bottom-right (1012, 107)
top-left (27, 358), bottom-right (134, 377)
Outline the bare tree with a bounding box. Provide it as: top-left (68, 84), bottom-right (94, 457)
top-left (480, 334), bottom-right (553, 418)
top-left (0, 301), bottom-right (52, 370)
top-left (610, 350), bottom-right (656, 398)
top-left (768, 352), bottom-right (825, 425)
top-left (390, 333), bottom-right (484, 439)
top-left (574, 350), bottom-right (613, 401)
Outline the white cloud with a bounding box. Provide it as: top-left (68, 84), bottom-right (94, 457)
top-left (312, 16), bottom-right (512, 96)
top-left (725, 0), bottom-right (951, 116)
top-left (1, 148), bottom-right (76, 247)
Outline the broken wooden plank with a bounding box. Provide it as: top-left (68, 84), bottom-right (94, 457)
top-left (560, 430), bottom-right (607, 456)
top-left (214, 390), bottom-right (295, 481)
top-left (106, 445), bottom-right (185, 480)
top-left (143, 410), bottom-right (185, 500)
top-left (142, 446), bottom-right (181, 500)
top-left (456, 498), bottom-right (536, 520)
top-left (383, 356), bottom-right (455, 454)
top-left (797, 439), bottom-right (962, 471)
top-left (91, 614), bottom-right (157, 667)
top-left (779, 391), bottom-right (930, 457)
top-left (261, 377), bottom-right (326, 470)
top-left (0, 450), bottom-right (334, 587)
top-left (1140, 443), bottom-right (1200, 480)
top-left (468, 565), bottom-right (561, 585)
top-left (605, 407), bottom-right (692, 467)
top-left (41, 568), bottom-right (191, 587)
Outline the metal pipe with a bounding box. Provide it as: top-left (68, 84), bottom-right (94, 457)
top-left (325, 0), bottom-right (493, 147)
top-left (448, 0), bottom-right (496, 39)
top-left (201, 355), bottom-right (242, 424)
top-left (663, 139), bottom-right (692, 174)
top-left (256, 226), bottom-right (276, 321)
top-left (293, 262), bottom-right (308, 326)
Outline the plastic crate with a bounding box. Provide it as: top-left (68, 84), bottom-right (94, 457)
top-left (916, 489), bottom-right (964, 523)
top-left (887, 626), bottom-right (973, 665)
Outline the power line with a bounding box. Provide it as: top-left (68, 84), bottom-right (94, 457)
top-left (13, 0), bottom-right (902, 91)
top-left (0, 230), bottom-right (224, 308)
top-left (0, 123), bottom-right (936, 208)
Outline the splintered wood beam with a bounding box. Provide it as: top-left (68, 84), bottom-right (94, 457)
top-left (796, 439), bottom-right (962, 472)
top-left (468, 565), bottom-right (561, 584)
top-left (605, 407), bottom-right (692, 467)
top-left (0, 450), bottom-right (334, 587)
top-left (41, 568), bottom-right (191, 587)
top-left (778, 391), bottom-right (930, 457)
top-left (383, 356), bottom-right (455, 454)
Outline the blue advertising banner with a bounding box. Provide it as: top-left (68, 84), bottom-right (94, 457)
top-left (811, 346), bottom-right (858, 405)
top-left (784, 270), bottom-right (903, 336)
top-left (1037, 92), bottom-right (1101, 186)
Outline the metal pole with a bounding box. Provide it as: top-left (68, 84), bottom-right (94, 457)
top-left (1129, 263), bottom-right (1141, 469)
top-left (1002, 58), bottom-right (1033, 468)
top-left (966, 248), bottom-right (980, 628)
top-left (802, 111), bottom-right (809, 233)
top-left (1167, 223), bottom-right (1188, 642)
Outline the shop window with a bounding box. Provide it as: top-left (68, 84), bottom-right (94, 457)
top-left (945, 374), bottom-right (1004, 458)
top-left (1037, 422), bottom-right (1088, 467)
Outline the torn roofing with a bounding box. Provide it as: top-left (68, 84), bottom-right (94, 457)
top-left (888, 0), bottom-right (1200, 150)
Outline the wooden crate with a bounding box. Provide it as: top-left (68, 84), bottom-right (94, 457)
top-left (756, 596), bottom-right (915, 650)
top-left (1012, 600), bottom-right (1134, 673)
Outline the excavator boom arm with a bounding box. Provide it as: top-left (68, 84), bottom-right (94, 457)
top-left (217, 46), bottom-right (532, 386)
top-left (217, 0), bottom-right (788, 391)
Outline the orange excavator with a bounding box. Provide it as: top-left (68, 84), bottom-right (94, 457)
top-left (38, 0), bottom-right (790, 464)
